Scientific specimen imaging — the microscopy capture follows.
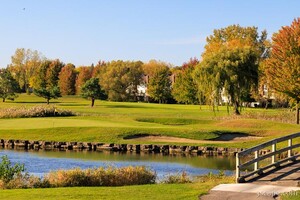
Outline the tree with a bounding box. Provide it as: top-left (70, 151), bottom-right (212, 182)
top-left (33, 86), bottom-right (61, 104)
top-left (172, 58), bottom-right (199, 104)
top-left (144, 60), bottom-right (172, 103)
top-left (81, 78), bottom-right (106, 107)
top-left (46, 59), bottom-right (64, 88)
top-left (265, 18), bottom-right (300, 124)
top-left (75, 66), bottom-right (92, 94)
top-left (99, 60), bottom-right (144, 101)
top-left (32, 60), bottom-right (62, 104)
top-left (58, 63), bottom-right (76, 95)
top-left (9, 48), bottom-right (44, 92)
top-left (194, 25), bottom-right (267, 114)
top-left (0, 69), bottom-right (20, 102)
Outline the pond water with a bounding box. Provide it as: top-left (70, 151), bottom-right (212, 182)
top-left (0, 149), bottom-right (236, 178)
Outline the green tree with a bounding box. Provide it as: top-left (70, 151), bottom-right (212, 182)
top-left (0, 69), bottom-right (20, 102)
top-left (9, 48), bottom-right (44, 92)
top-left (32, 60), bottom-right (62, 104)
top-left (194, 25), bottom-right (267, 114)
top-left (33, 86), bottom-right (61, 105)
top-left (0, 155), bottom-right (25, 183)
top-left (81, 78), bottom-right (106, 107)
top-left (99, 60), bottom-right (143, 101)
top-left (144, 60), bottom-right (171, 103)
top-left (46, 59), bottom-right (64, 88)
top-left (265, 18), bottom-right (300, 124)
top-left (172, 58), bottom-right (199, 104)
top-left (58, 63), bottom-right (76, 95)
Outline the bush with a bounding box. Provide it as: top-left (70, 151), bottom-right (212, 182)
top-left (1, 173), bottom-right (50, 189)
top-left (45, 166), bottom-right (156, 187)
top-left (161, 171), bottom-right (192, 184)
top-left (0, 105), bottom-right (76, 118)
top-left (0, 155), bottom-right (25, 183)
top-left (0, 157), bottom-right (156, 189)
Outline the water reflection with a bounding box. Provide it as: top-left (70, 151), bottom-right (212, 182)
top-left (0, 149), bottom-right (235, 178)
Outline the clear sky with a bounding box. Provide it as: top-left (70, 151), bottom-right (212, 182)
top-left (0, 0), bottom-right (299, 67)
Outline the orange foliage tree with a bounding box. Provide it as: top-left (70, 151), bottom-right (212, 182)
top-left (58, 63), bottom-right (76, 95)
top-left (265, 18), bottom-right (300, 124)
top-left (75, 66), bottom-right (92, 94)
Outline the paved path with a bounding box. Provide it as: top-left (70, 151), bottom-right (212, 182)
top-left (200, 183), bottom-right (300, 200)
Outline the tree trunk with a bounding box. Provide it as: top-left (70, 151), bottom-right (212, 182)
top-left (296, 100), bottom-right (299, 125)
top-left (2, 98), bottom-right (5, 102)
top-left (234, 101), bottom-right (240, 115)
top-left (91, 98), bottom-right (95, 107)
top-left (47, 99), bottom-right (50, 105)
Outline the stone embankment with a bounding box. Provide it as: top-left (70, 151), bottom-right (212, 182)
top-left (0, 139), bottom-right (273, 156)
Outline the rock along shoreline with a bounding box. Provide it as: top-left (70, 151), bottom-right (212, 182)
top-left (0, 139), bottom-right (273, 156)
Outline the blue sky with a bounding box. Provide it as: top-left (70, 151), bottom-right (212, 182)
top-left (0, 0), bottom-right (299, 67)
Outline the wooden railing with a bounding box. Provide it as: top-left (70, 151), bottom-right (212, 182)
top-left (236, 132), bottom-right (300, 183)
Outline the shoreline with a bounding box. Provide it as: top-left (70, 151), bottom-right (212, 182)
top-left (0, 138), bottom-right (271, 156)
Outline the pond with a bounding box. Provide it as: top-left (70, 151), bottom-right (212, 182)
top-left (0, 149), bottom-right (236, 178)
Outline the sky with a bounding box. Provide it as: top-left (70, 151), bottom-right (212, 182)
top-left (0, 0), bottom-right (299, 67)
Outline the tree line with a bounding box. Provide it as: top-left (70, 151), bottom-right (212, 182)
top-left (0, 18), bottom-right (299, 123)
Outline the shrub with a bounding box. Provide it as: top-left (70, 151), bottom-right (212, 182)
top-left (0, 156), bottom-right (156, 189)
top-left (0, 105), bottom-right (76, 118)
top-left (161, 171), bottom-right (192, 184)
top-left (0, 155), bottom-right (25, 183)
top-left (1, 173), bottom-right (50, 189)
top-left (44, 166), bottom-right (156, 187)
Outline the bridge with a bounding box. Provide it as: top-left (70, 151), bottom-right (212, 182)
top-left (236, 132), bottom-right (300, 186)
top-left (201, 132), bottom-right (300, 200)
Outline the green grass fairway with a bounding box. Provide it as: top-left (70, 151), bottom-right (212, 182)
top-left (0, 94), bottom-right (299, 148)
top-left (0, 177), bottom-right (234, 200)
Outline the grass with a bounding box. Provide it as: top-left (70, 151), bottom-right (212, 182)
top-left (0, 175), bottom-right (234, 200)
top-left (0, 94), bottom-right (299, 148)
top-left (281, 192), bottom-right (300, 200)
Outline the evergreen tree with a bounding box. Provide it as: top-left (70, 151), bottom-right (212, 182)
top-left (81, 78), bottom-right (106, 107)
top-left (0, 69), bottom-right (20, 102)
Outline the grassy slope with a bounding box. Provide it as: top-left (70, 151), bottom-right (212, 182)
top-left (0, 177), bottom-right (234, 200)
top-left (0, 94), bottom-right (299, 148)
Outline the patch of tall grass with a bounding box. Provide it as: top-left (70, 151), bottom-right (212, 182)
top-left (0, 166), bottom-right (156, 189)
top-left (161, 171), bottom-right (192, 184)
top-left (0, 105), bottom-right (76, 118)
top-left (45, 166), bottom-right (156, 187)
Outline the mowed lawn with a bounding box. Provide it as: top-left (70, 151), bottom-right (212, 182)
top-left (0, 177), bottom-right (234, 200)
top-left (0, 94), bottom-right (299, 148)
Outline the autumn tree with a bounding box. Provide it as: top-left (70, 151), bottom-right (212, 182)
top-left (265, 18), bottom-right (300, 124)
top-left (81, 78), bottom-right (106, 107)
top-left (194, 25), bottom-right (267, 114)
top-left (0, 69), bottom-right (20, 102)
top-left (9, 48), bottom-right (44, 92)
top-left (92, 60), bottom-right (106, 78)
top-left (99, 60), bottom-right (144, 101)
top-left (143, 60), bottom-right (172, 103)
top-left (75, 66), bottom-right (92, 94)
top-left (32, 60), bottom-right (62, 104)
top-left (58, 63), bottom-right (76, 95)
top-left (172, 58), bottom-right (199, 104)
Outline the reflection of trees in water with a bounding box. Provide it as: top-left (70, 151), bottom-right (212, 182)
top-left (11, 149), bottom-right (237, 170)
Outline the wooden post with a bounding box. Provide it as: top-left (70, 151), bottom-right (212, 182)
top-left (272, 143), bottom-right (276, 164)
top-left (236, 153), bottom-right (240, 183)
top-left (288, 139), bottom-right (292, 158)
top-left (254, 150), bottom-right (258, 171)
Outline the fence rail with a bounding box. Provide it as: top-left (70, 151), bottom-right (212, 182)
top-left (236, 132), bottom-right (300, 183)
